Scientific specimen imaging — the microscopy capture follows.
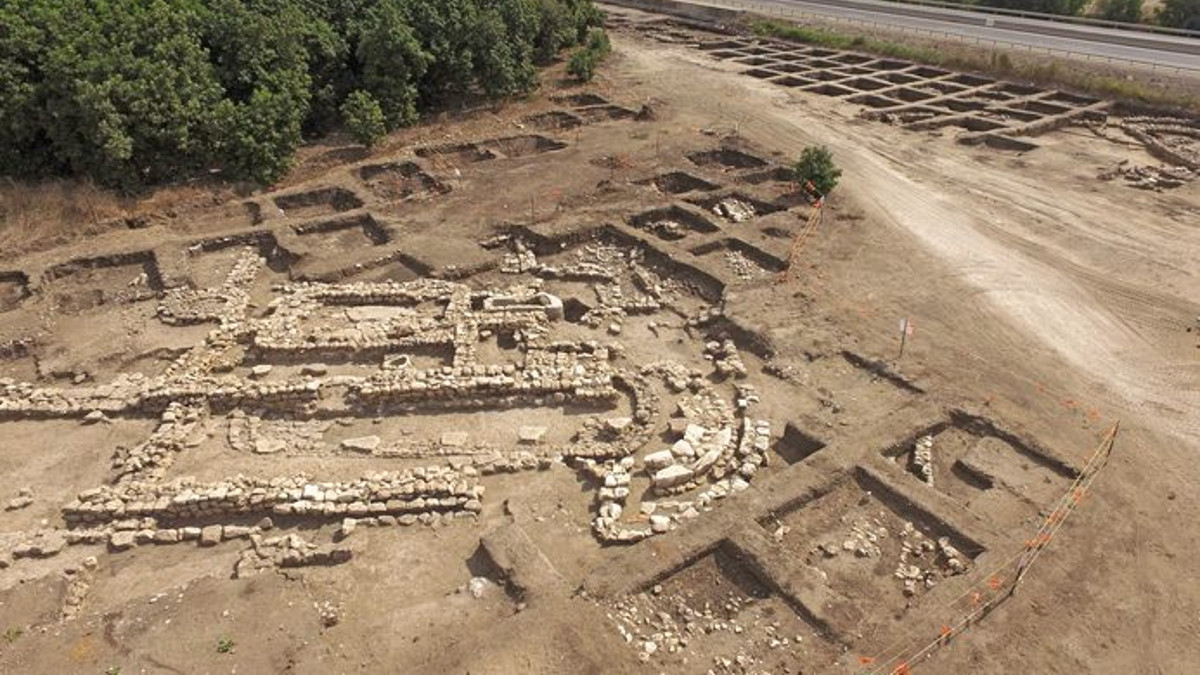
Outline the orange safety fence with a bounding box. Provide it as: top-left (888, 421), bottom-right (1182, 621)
top-left (859, 421), bottom-right (1120, 675)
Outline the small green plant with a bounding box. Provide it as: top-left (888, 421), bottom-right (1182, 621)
top-left (568, 27), bottom-right (611, 82)
top-left (2, 627), bottom-right (22, 643)
top-left (793, 146), bottom-right (842, 198)
top-left (340, 90), bottom-right (387, 148)
top-left (216, 637), bottom-right (235, 654)
top-left (106, 667), bottom-right (122, 675)
top-left (567, 48), bottom-right (597, 81)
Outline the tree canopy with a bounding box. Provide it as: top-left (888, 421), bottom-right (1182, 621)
top-left (0, 0), bottom-right (604, 188)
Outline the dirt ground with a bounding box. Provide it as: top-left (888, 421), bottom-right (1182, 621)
top-left (1, 6), bottom-right (1198, 675)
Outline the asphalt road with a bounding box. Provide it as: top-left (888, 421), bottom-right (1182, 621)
top-left (700, 0), bottom-right (1200, 71)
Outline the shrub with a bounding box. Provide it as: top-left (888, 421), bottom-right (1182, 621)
top-left (341, 91), bottom-right (387, 146)
top-left (568, 48), bottom-right (598, 81)
top-left (793, 146), bottom-right (842, 198)
top-left (567, 26), bottom-right (610, 82)
top-left (1097, 0), bottom-right (1143, 22)
top-left (1158, 0), bottom-right (1200, 28)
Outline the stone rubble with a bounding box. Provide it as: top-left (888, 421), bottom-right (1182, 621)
top-left (911, 435), bottom-right (934, 486)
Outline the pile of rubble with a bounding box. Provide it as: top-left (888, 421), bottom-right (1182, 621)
top-left (705, 339), bottom-right (748, 378)
top-left (710, 197), bottom-right (756, 223)
top-left (1098, 160), bottom-right (1194, 190)
top-left (911, 435), bottom-right (934, 486)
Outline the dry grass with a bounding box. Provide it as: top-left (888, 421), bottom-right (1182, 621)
top-left (0, 178), bottom-right (230, 260)
top-left (0, 178), bottom-right (124, 255)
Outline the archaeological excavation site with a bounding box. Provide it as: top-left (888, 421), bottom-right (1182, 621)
top-left (1, 3), bottom-right (1198, 675)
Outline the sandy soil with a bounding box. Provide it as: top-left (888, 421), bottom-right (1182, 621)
top-left (0, 8), bottom-right (1197, 675)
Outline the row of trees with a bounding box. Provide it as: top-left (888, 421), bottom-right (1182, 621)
top-left (940, 0), bottom-right (1198, 26)
top-left (0, 0), bottom-right (604, 188)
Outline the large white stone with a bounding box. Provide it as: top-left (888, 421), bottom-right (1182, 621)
top-left (653, 465), bottom-right (694, 488)
top-left (643, 449), bottom-right (674, 470)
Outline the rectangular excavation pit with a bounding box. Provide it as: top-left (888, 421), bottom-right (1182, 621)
top-left (1013, 100), bottom-right (1071, 116)
top-left (762, 469), bottom-right (985, 617)
top-left (687, 148), bottom-right (769, 170)
top-left (624, 540), bottom-right (843, 674)
top-left (771, 62), bottom-right (812, 74)
top-left (800, 69), bottom-right (847, 82)
top-left (772, 421), bottom-right (828, 464)
top-left (44, 250), bottom-right (164, 312)
top-left (188, 231), bottom-right (298, 274)
top-left (803, 58), bottom-right (842, 70)
top-left (833, 66), bottom-right (875, 76)
top-left (843, 77), bottom-right (891, 92)
top-left (628, 205), bottom-right (721, 241)
top-left (774, 75), bottom-right (817, 88)
top-left (574, 105), bottom-right (637, 122)
top-left (802, 83), bottom-right (856, 97)
top-left (744, 68), bottom-right (783, 80)
top-left (907, 66), bottom-right (950, 79)
top-left (358, 161), bottom-right (450, 201)
top-left (848, 94), bottom-right (901, 109)
top-left (520, 110), bottom-right (584, 131)
top-left (941, 99), bottom-right (988, 113)
top-left (689, 238), bottom-right (787, 279)
top-left (879, 72), bottom-right (920, 85)
top-left (806, 48), bottom-right (839, 58)
top-left (0, 271), bottom-right (31, 312)
top-left (414, 141), bottom-right (497, 165)
top-left (878, 411), bottom-right (1075, 523)
top-left (831, 53), bottom-right (874, 65)
top-left (949, 74), bottom-right (995, 87)
top-left (688, 192), bottom-right (784, 223)
top-left (997, 83), bottom-right (1043, 97)
top-left (739, 46), bottom-right (775, 56)
top-left (642, 171), bottom-right (720, 194)
top-left (291, 213), bottom-right (390, 247)
top-left (892, 87), bottom-right (935, 103)
top-left (739, 166), bottom-right (796, 186)
top-left (971, 89), bottom-right (1015, 102)
top-left (551, 92), bottom-right (610, 107)
top-left (273, 186), bottom-right (364, 219)
top-left (482, 134), bottom-right (568, 158)
top-left (707, 49), bottom-right (747, 60)
top-left (733, 55), bottom-right (776, 66)
top-left (868, 59), bottom-right (912, 71)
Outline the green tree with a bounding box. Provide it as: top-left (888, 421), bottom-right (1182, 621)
top-left (472, 7), bottom-right (537, 98)
top-left (567, 48), bottom-right (597, 81)
top-left (399, 0), bottom-right (480, 104)
top-left (341, 90), bottom-right (386, 146)
top-left (793, 146), bottom-right (841, 197)
top-left (533, 0), bottom-right (575, 62)
top-left (1097, 0), bottom-right (1143, 21)
top-left (355, 0), bottom-right (430, 128)
top-left (197, 0), bottom-right (313, 183)
top-left (1158, 0), bottom-right (1200, 28)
